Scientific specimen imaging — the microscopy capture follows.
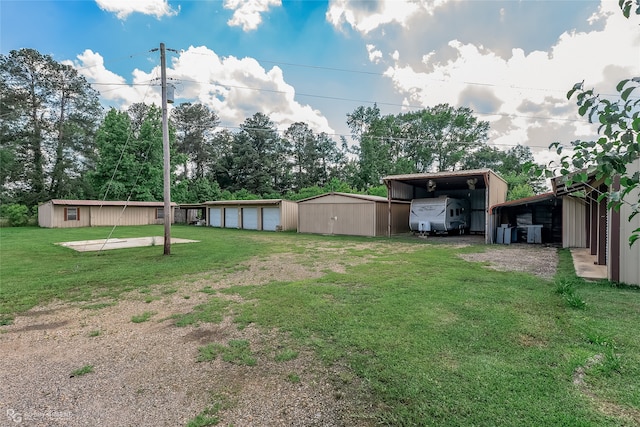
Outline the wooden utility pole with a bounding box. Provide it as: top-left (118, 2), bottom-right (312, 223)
top-left (160, 43), bottom-right (171, 255)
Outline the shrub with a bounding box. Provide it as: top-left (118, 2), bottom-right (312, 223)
top-left (4, 204), bottom-right (30, 227)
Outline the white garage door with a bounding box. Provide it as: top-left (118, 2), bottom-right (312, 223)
top-left (209, 208), bottom-right (222, 227)
top-left (224, 208), bottom-right (238, 228)
top-left (242, 208), bottom-right (258, 230)
top-left (262, 207), bottom-right (280, 231)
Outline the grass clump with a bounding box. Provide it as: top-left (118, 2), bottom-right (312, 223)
top-left (274, 348), bottom-right (299, 362)
top-left (197, 340), bottom-right (256, 366)
top-left (173, 297), bottom-right (230, 327)
top-left (555, 277), bottom-right (587, 309)
top-left (186, 405), bottom-right (220, 427)
top-left (70, 364), bottom-right (94, 377)
top-left (286, 373), bottom-right (301, 383)
top-left (131, 311), bottom-right (155, 323)
top-left (88, 330), bottom-right (101, 337)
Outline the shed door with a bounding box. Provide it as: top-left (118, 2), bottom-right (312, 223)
top-left (262, 207), bottom-right (280, 231)
top-left (242, 208), bottom-right (258, 230)
top-left (224, 208), bottom-right (239, 228)
top-left (209, 208), bottom-right (222, 227)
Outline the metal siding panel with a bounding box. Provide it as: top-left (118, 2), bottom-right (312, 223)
top-left (262, 207), bottom-right (280, 231)
top-left (375, 202), bottom-right (387, 236)
top-left (390, 180), bottom-right (415, 200)
top-left (391, 203), bottom-right (411, 234)
top-left (209, 208), bottom-right (222, 227)
top-left (298, 204), bottom-right (333, 234)
top-left (562, 196), bottom-right (586, 248)
top-left (618, 160), bottom-right (640, 285)
top-left (279, 201), bottom-right (298, 231)
top-left (332, 203), bottom-right (375, 236)
top-left (242, 208), bottom-right (259, 230)
top-left (224, 208), bottom-right (239, 228)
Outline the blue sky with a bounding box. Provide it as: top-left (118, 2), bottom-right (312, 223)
top-left (2, 0), bottom-right (639, 164)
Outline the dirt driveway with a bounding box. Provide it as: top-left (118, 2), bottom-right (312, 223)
top-left (0, 238), bottom-right (557, 426)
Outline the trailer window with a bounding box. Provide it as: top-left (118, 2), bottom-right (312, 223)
top-left (156, 208), bottom-right (164, 219)
top-left (450, 209), bottom-right (453, 217)
top-left (456, 208), bottom-right (460, 216)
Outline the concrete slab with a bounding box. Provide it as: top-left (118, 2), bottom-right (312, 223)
top-left (570, 248), bottom-right (607, 281)
top-left (57, 236), bottom-right (199, 252)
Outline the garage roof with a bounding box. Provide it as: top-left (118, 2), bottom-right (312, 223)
top-left (297, 192), bottom-right (394, 203)
top-left (203, 199), bottom-right (286, 206)
top-left (382, 169), bottom-right (504, 191)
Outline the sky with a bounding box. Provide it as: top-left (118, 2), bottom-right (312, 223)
top-left (1, 0), bottom-right (639, 165)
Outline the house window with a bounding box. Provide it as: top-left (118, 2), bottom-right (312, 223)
top-left (65, 207), bottom-right (79, 221)
top-left (156, 208), bottom-right (164, 219)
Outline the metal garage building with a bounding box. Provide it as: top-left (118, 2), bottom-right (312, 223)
top-left (552, 159), bottom-right (640, 286)
top-left (297, 192), bottom-right (410, 237)
top-left (382, 169), bottom-right (508, 242)
top-left (204, 199), bottom-right (298, 231)
top-left (38, 199), bottom-right (176, 228)
top-left (490, 192), bottom-right (563, 245)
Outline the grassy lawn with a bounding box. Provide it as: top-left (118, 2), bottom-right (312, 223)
top-left (1, 225), bottom-right (639, 425)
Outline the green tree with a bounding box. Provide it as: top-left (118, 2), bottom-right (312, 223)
top-left (229, 113), bottom-right (281, 196)
top-left (91, 105), bottom-right (175, 201)
top-left (171, 102), bottom-right (220, 180)
top-left (0, 48), bottom-right (101, 206)
top-left (546, 3), bottom-right (640, 244)
top-left (410, 104), bottom-right (489, 172)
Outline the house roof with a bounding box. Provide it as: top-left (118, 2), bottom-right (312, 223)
top-left (45, 199), bottom-right (176, 207)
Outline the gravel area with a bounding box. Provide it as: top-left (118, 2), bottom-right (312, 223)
top-left (457, 243), bottom-right (559, 280)
top-left (1, 237), bottom-right (556, 426)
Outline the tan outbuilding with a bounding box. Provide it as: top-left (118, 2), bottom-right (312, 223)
top-left (552, 158), bottom-right (640, 286)
top-left (383, 169), bottom-right (508, 243)
top-left (204, 199), bottom-right (298, 231)
top-left (38, 200), bottom-right (176, 228)
top-left (297, 192), bottom-right (410, 237)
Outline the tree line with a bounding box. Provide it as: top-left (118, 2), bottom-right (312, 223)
top-left (0, 48), bottom-right (544, 219)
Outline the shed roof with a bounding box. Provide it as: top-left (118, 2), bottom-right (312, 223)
top-left (382, 169), bottom-right (506, 191)
top-left (551, 170), bottom-right (603, 196)
top-left (44, 199), bottom-right (176, 207)
top-left (203, 199), bottom-right (287, 206)
top-left (297, 192), bottom-right (395, 204)
top-left (490, 192), bottom-right (557, 212)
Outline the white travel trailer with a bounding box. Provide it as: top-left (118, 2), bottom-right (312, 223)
top-left (409, 197), bottom-right (470, 234)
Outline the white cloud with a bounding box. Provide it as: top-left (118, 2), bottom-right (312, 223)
top-left (71, 46), bottom-right (333, 135)
top-left (326, 0), bottom-right (450, 34)
top-left (366, 44), bottom-right (383, 63)
top-left (376, 0), bottom-right (639, 160)
top-left (224, 0), bottom-right (282, 31)
top-left (65, 50), bottom-right (155, 108)
top-left (95, 0), bottom-right (178, 19)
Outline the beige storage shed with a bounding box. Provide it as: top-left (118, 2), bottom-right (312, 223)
top-left (383, 169), bottom-right (508, 242)
top-left (38, 200), bottom-right (176, 228)
top-left (204, 199), bottom-right (298, 231)
top-left (297, 192), bottom-right (410, 237)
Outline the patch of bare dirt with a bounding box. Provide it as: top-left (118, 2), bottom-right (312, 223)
top-left (0, 245), bottom-right (379, 427)
top-left (0, 237), bottom-right (559, 426)
top-left (457, 243), bottom-right (559, 280)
